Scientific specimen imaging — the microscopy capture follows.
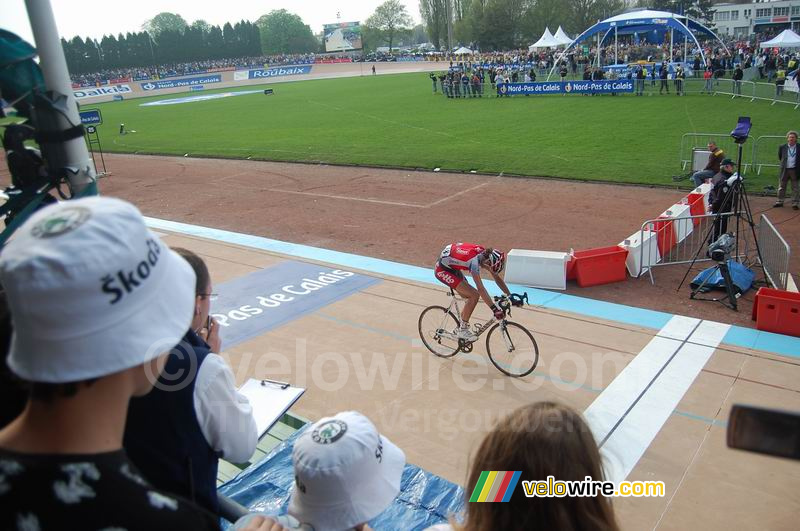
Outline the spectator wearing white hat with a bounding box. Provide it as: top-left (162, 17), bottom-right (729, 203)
top-left (124, 247), bottom-right (258, 515)
top-left (288, 411), bottom-right (406, 531)
top-left (0, 197), bottom-right (283, 531)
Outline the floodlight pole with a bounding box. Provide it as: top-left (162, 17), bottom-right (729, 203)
top-left (25, 0), bottom-right (96, 196)
top-left (670, 28), bottom-right (674, 62)
top-left (684, 34), bottom-right (688, 64)
top-left (446, 0), bottom-right (454, 51)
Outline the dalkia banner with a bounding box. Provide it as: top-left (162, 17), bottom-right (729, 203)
top-left (73, 84), bottom-right (132, 99)
top-left (498, 80), bottom-right (634, 95)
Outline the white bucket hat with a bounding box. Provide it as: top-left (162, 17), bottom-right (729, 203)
top-left (289, 411), bottom-right (405, 531)
top-left (0, 196), bottom-right (196, 383)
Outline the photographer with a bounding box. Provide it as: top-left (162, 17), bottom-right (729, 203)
top-left (709, 159), bottom-right (738, 243)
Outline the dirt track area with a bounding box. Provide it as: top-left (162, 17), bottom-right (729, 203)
top-left (93, 153), bottom-right (800, 328)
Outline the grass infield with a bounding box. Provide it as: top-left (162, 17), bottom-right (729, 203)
top-left (89, 72), bottom-right (794, 190)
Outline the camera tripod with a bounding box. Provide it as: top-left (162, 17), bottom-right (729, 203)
top-left (688, 254), bottom-right (740, 310)
top-left (677, 140), bottom-right (764, 312)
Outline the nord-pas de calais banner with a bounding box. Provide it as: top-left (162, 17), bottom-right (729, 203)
top-left (234, 65), bottom-right (312, 81)
top-left (499, 80), bottom-right (634, 96)
top-left (140, 74), bottom-right (222, 91)
top-left (210, 260), bottom-right (379, 348)
top-left (74, 84), bottom-right (132, 100)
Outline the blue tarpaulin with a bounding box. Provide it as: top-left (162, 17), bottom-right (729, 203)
top-left (219, 428), bottom-right (465, 530)
top-left (690, 260), bottom-right (755, 294)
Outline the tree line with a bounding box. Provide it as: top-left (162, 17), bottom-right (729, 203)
top-left (61, 10), bottom-right (317, 75)
top-left (59, 0), bottom-right (719, 76)
top-left (419, 0), bottom-right (716, 52)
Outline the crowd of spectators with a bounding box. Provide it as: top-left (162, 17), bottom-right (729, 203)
top-left (70, 53), bottom-right (350, 87)
top-left (69, 50), bottom-right (433, 87)
top-left (425, 34), bottom-right (799, 101)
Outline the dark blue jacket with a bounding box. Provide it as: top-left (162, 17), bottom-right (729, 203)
top-left (124, 329), bottom-right (219, 514)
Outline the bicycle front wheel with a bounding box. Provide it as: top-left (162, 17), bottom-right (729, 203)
top-left (418, 305), bottom-right (461, 358)
top-left (486, 321), bottom-right (539, 377)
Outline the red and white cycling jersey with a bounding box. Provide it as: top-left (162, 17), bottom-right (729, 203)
top-left (438, 243), bottom-right (486, 275)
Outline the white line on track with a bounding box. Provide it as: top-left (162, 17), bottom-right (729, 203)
top-left (584, 315), bottom-right (730, 483)
top-left (426, 182), bottom-right (490, 207)
top-left (264, 188), bottom-right (426, 208)
top-left (265, 181), bottom-right (490, 209)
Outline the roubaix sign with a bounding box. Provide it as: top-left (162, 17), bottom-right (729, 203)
top-left (73, 85), bottom-right (132, 99)
top-left (498, 80), bottom-right (634, 96)
top-left (140, 75), bottom-right (222, 91)
top-left (243, 65), bottom-right (312, 80)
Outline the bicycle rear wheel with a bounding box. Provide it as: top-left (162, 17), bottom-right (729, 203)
top-left (418, 305), bottom-right (461, 358)
top-left (485, 321), bottom-right (539, 377)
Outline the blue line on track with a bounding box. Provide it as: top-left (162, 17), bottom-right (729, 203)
top-left (145, 217), bottom-right (800, 360)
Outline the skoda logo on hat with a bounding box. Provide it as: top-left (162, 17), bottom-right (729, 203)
top-left (312, 419), bottom-right (347, 444)
top-left (31, 207), bottom-right (91, 239)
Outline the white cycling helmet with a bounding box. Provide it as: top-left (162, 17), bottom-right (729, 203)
top-left (486, 249), bottom-right (505, 274)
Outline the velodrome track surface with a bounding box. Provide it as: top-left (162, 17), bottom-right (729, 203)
top-left (149, 226), bottom-right (800, 530)
top-left (98, 154), bottom-right (800, 328)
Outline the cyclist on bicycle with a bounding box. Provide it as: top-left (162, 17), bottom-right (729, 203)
top-left (434, 242), bottom-right (513, 341)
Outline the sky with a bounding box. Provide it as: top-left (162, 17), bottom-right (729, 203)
top-left (1, 0), bottom-right (421, 44)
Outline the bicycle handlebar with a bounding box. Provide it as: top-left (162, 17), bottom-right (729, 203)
top-left (493, 293), bottom-right (528, 315)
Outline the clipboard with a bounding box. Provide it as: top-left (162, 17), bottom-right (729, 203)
top-left (238, 378), bottom-right (305, 438)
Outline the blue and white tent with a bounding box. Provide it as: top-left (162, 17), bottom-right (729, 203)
top-left (548, 9), bottom-right (727, 78)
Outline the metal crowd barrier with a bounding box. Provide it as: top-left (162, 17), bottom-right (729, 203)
top-left (711, 78), bottom-right (757, 100)
top-left (748, 82), bottom-right (800, 107)
top-left (752, 135), bottom-right (787, 175)
top-left (637, 212), bottom-right (736, 284)
top-left (757, 214), bottom-right (791, 291)
top-left (679, 133), bottom-right (746, 173)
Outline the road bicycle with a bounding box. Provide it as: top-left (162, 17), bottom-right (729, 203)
top-left (417, 290), bottom-right (539, 377)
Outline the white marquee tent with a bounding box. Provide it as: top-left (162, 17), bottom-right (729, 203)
top-left (553, 26), bottom-right (573, 46)
top-left (760, 29), bottom-right (800, 48)
top-left (529, 27), bottom-right (561, 50)
top-left (453, 46), bottom-right (473, 54)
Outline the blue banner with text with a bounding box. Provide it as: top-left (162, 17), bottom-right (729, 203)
top-left (79, 109), bottom-right (102, 125)
top-left (211, 260), bottom-right (379, 348)
top-left (140, 75), bottom-right (222, 91)
top-left (498, 80), bottom-right (634, 95)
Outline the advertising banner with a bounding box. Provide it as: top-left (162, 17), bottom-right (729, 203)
top-left (140, 74), bottom-right (222, 91)
top-left (498, 80), bottom-right (634, 95)
top-left (73, 84), bottom-right (132, 99)
top-left (323, 21), bottom-right (362, 52)
top-left (210, 261), bottom-right (379, 348)
top-left (79, 109), bottom-right (102, 125)
top-left (247, 65), bottom-right (312, 80)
